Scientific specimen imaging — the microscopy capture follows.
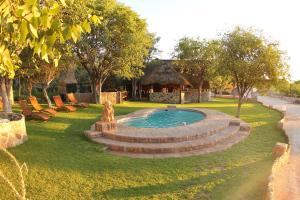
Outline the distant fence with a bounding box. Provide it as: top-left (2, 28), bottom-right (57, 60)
top-left (73, 91), bottom-right (127, 104)
top-left (74, 93), bottom-right (93, 103)
top-left (102, 91), bottom-right (127, 104)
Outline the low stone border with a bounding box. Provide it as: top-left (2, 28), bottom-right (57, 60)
top-left (267, 146), bottom-right (290, 200)
top-left (0, 112), bottom-right (27, 148)
top-left (256, 100), bottom-right (290, 200)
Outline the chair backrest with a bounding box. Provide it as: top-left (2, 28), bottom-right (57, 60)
top-left (29, 96), bottom-right (43, 111)
top-left (67, 93), bottom-right (78, 104)
top-left (19, 100), bottom-right (32, 116)
top-left (53, 95), bottom-right (65, 107)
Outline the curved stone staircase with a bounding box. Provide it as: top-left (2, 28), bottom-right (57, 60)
top-left (85, 109), bottom-right (250, 158)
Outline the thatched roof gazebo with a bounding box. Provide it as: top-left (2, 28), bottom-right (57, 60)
top-left (140, 61), bottom-right (192, 89)
top-left (57, 67), bottom-right (78, 101)
top-left (138, 60), bottom-right (192, 103)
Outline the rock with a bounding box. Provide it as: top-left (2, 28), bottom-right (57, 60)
top-left (95, 121), bottom-right (117, 133)
top-left (85, 130), bottom-right (101, 139)
top-left (277, 120), bottom-right (284, 130)
top-left (273, 142), bottom-right (288, 156)
top-left (294, 99), bottom-right (300, 104)
top-left (229, 120), bottom-right (240, 126)
top-left (240, 123), bottom-right (251, 131)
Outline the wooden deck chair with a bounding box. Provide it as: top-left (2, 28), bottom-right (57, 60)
top-left (53, 95), bottom-right (76, 112)
top-left (29, 96), bottom-right (57, 116)
top-left (19, 100), bottom-right (50, 121)
top-left (67, 93), bottom-right (89, 108)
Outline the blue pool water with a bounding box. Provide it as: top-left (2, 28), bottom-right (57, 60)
top-left (123, 109), bottom-right (205, 128)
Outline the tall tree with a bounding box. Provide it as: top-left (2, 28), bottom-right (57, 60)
top-left (144, 34), bottom-right (161, 64)
top-left (0, 0), bottom-right (100, 112)
top-left (74, 0), bottom-right (152, 103)
top-left (220, 27), bottom-right (289, 117)
top-left (173, 38), bottom-right (219, 102)
top-left (132, 34), bottom-right (161, 99)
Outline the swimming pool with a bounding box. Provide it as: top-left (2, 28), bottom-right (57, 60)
top-left (122, 109), bottom-right (205, 128)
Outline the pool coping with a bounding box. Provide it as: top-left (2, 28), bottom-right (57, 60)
top-left (116, 108), bottom-right (207, 129)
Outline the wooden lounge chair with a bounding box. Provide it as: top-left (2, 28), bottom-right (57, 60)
top-left (53, 95), bottom-right (76, 112)
top-left (67, 93), bottom-right (89, 108)
top-left (29, 96), bottom-right (57, 116)
top-left (19, 100), bottom-right (50, 121)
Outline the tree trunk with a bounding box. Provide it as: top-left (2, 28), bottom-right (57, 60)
top-left (7, 79), bottom-right (14, 105)
top-left (236, 97), bottom-right (243, 118)
top-left (42, 86), bottom-right (52, 108)
top-left (18, 78), bottom-right (21, 100)
top-left (28, 83), bottom-right (32, 97)
top-left (198, 81), bottom-right (203, 103)
top-left (91, 79), bottom-right (98, 103)
top-left (132, 79), bottom-right (137, 100)
top-left (0, 78), bottom-right (12, 113)
top-left (138, 83), bottom-right (142, 100)
top-left (98, 79), bottom-right (102, 104)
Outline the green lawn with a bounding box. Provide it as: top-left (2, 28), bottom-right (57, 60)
top-left (0, 98), bottom-right (286, 200)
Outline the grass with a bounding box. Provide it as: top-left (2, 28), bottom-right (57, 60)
top-left (0, 98), bottom-right (286, 200)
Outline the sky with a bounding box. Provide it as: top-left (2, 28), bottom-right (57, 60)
top-left (118, 0), bottom-right (300, 81)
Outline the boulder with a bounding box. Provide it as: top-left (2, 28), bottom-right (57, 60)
top-left (273, 142), bottom-right (288, 156)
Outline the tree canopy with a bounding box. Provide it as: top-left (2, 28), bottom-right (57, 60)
top-left (74, 0), bottom-right (152, 103)
top-left (0, 0), bottom-right (100, 112)
top-left (173, 38), bottom-right (219, 102)
top-left (220, 27), bottom-right (289, 117)
top-left (0, 0), bottom-right (99, 78)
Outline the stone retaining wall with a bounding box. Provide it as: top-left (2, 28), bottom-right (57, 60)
top-left (149, 92), bottom-right (181, 104)
top-left (185, 90), bottom-right (211, 103)
top-left (257, 102), bottom-right (290, 200)
top-left (149, 90), bottom-right (211, 104)
top-left (0, 113), bottom-right (27, 148)
top-left (267, 145), bottom-right (290, 200)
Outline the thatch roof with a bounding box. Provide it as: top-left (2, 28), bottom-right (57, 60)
top-left (59, 68), bottom-right (77, 84)
top-left (140, 60), bottom-right (192, 86)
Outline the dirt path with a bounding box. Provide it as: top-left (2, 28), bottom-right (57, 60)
top-left (258, 96), bottom-right (300, 200)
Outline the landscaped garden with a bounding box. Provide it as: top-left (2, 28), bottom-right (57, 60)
top-left (0, 98), bottom-right (286, 200)
top-left (0, 0), bottom-right (294, 199)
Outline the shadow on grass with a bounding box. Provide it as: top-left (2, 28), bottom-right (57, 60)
top-left (2, 99), bottom-right (286, 200)
top-left (100, 156), bottom-right (270, 199)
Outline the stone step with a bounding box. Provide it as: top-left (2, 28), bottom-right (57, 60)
top-left (93, 126), bottom-right (240, 154)
top-left (108, 131), bottom-right (250, 158)
top-left (100, 121), bottom-right (231, 143)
